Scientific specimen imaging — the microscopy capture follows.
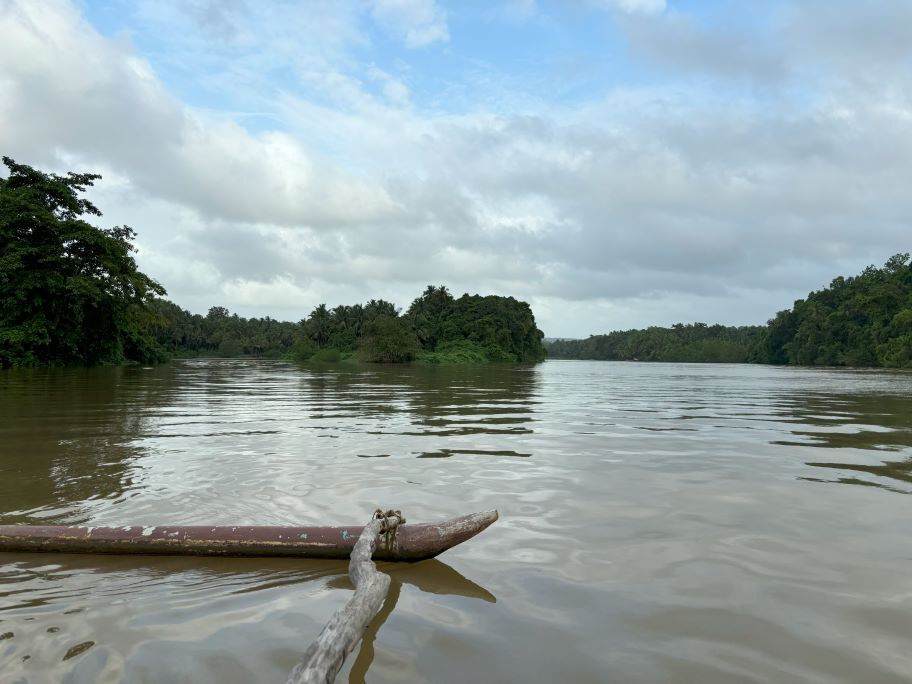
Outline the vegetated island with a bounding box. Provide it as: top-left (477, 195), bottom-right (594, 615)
top-left (0, 157), bottom-right (545, 368)
top-left (150, 287), bottom-right (546, 365)
top-left (547, 253), bottom-right (912, 369)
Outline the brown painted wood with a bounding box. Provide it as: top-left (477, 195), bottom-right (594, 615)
top-left (0, 511), bottom-right (498, 561)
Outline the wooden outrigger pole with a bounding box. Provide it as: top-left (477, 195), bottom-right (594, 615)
top-left (0, 511), bottom-right (498, 561)
top-left (0, 509), bottom-right (498, 683)
top-left (287, 509), bottom-right (403, 684)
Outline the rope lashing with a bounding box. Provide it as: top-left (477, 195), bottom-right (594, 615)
top-left (373, 508), bottom-right (405, 548)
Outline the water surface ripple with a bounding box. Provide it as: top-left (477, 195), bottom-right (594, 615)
top-left (1, 360), bottom-right (911, 682)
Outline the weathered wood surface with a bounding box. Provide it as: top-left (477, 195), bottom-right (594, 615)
top-left (0, 511), bottom-right (498, 561)
top-left (286, 511), bottom-right (399, 684)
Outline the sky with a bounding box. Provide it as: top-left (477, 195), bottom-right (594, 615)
top-left (1, 0), bottom-right (910, 337)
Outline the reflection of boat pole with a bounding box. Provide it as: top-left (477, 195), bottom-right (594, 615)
top-left (349, 578), bottom-right (401, 684)
top-left (286, 509), bottom-right (498, 684)
top-left (346, 560), bottom-right (498, 683)
top-left (287, 509), bottom-right (402, 684)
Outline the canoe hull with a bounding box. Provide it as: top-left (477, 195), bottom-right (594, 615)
top-left (0, 511), bottom-right (497, 562)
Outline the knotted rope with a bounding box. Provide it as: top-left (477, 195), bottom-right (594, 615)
top-left (373, 508), bottom-right (404, 549)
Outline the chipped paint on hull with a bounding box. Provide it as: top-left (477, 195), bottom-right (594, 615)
top-left (0, 511), bottom-right (498, 562)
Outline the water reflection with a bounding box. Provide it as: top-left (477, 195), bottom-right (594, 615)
top-left (770, 393), bottom-right (912, 451)
top-left (2, 360), bottom-right (912, 683)
top-left (0, 361), bottom-right (541, 527)
top-left (766, 386), bottom-right (912, 494)
top-left (0, 552), bottom-right (493, 683)
top-left (335, 560), bottom-right (496, 684)
top-left (801, 458), bottom-right (912, 494)
top-left (0, 367), bottom-right (171, 524)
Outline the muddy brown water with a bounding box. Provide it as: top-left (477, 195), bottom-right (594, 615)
top-left (1, 359), bottom-right (911, 683)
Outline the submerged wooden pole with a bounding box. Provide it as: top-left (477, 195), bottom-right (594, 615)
top-left (287, 510), bottom-right (403, 684)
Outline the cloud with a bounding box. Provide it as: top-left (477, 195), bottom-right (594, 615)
top-left (619, 10), bottom-right (787, 83)
top-left (367, 0), bottom-right (449, 48)
top-left (783, 0), bottom-right (912, 76)
top-left (1, 0), bottom-right (911, 337)
top-left (0, 0), bottom-right (398, 229)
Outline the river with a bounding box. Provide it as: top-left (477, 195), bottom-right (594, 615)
top-left (1, 359), bottom-right (911, 683)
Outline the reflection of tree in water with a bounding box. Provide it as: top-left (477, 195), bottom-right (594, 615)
top-left (771, 391), bottom-right (912, 494)
top-left (294, 363), bottom-right (540, 453)
top-left (403, 364), bottom-right (539, 433)
top-left (0, 365), bottom-right (174, 524)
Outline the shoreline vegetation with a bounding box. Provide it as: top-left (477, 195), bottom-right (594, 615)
top-left (0, 157), bottom-right (545, 368)
top-left (150, 288), bottom-right (547, 366)
top-left (547, 253), bottom-right (912, 369)
top-left (2, 157), bottom-right (909, 369)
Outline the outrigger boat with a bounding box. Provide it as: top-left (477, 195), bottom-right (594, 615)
top-left (0, 510), bottom-right (497, 561)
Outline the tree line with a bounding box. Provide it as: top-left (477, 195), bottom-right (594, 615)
top-left (750, 253), bottom-right (912, 367)
top-left (546, 323), bottom-right (764, 363)
top-left (0, 158), bottom-right (545, 367)
top-left (147, 286), bottom-right (546, 365)
top-left (3, 156), bottom-right (909, 368)
top-left (547, 254), bottom-right (912, 368)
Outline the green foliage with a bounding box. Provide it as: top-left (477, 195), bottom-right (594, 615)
top-left (311, 348), bottom-right (342, 362)
top-left (147, 300), bottom-right (298, 358)
top-left (358, 314), bottom-right (419, 362)
top-left (0, 157), bottom-right (166, 367)
top-left (406, 285), bottom-right (455, 349)
top-left (415, 339), bottom-right (496, 364)
top-left (550, 255), bottom-right (912, 369)
top-left (288, 336), bottom-right (316, 361)
top-left (751, 253), bottom-right (912, 368)
top-left (147, 287), bottom-right (545, 365)
top-left (547, 323), bottom-right (762, 363)
top-left (0, 160), bottom-right (546, 371)
top-left (406, 288), bottom-right (546, 363)
top-left (298, 299), bottom-right (399, 353)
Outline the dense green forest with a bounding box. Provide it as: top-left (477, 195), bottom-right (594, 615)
top-left (750, 253), bottom-right (912, 368)
top-left (546, 324), bottom-right (764, 363)
top-left (0, 158), bottom-right (545, 367)
top-left (0, 157), bottom-right (166, 367)
top-left (149, 287), bottom-right (546, 364)
top-left (548, 254), bottom-right (912, 368)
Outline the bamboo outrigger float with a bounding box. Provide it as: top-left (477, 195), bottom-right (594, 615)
top-left (0, 510), bottom-right (498, 561)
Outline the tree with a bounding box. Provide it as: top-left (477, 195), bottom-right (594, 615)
top-left (0, 157), bottom-right (166, 366)
top-left (306, 303), bottom-right (332, 348)
top-left (750, 254), bottom-right (912, 368)
top-left (359, 315), bottom-right (419, 363)
top-left (406, 284), bottom-right (454, 349)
